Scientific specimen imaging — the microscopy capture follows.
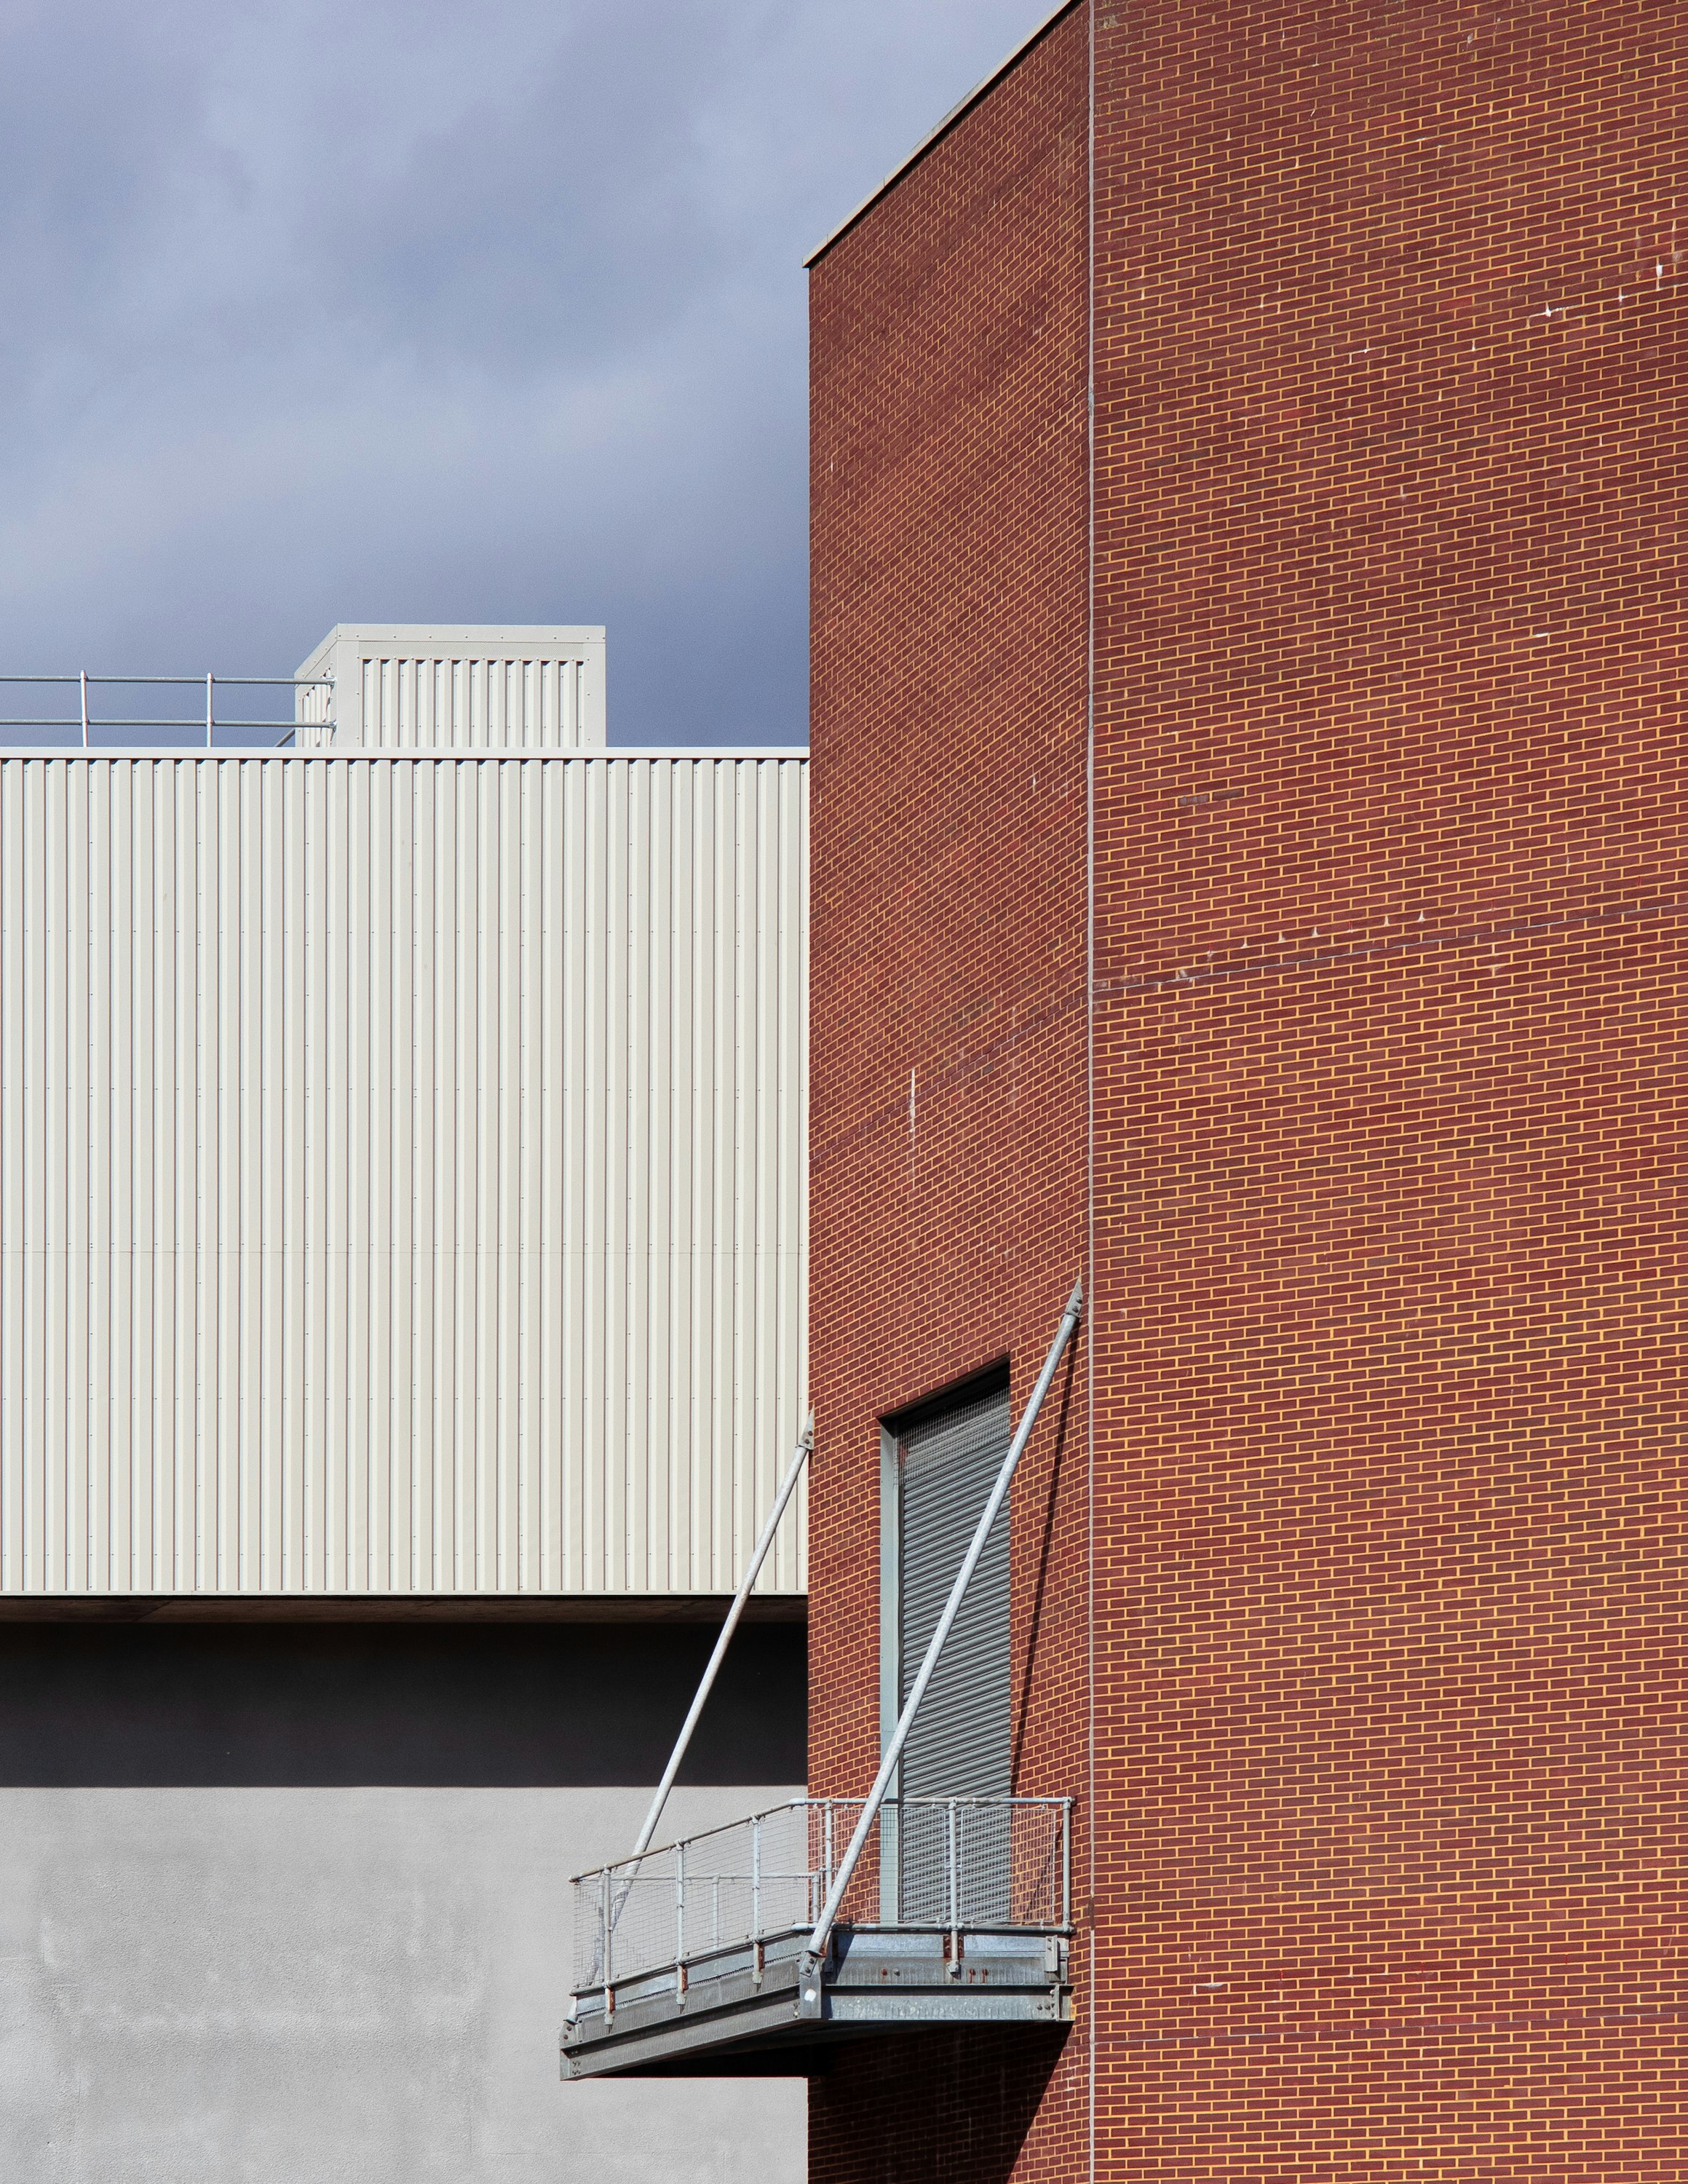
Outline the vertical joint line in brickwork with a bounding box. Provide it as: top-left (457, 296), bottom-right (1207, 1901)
top-left (1083, 7), bottom-right (1098, 2183)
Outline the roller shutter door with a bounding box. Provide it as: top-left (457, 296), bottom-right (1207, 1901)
top-left (898, 1380), bottom-right (1012, 1800)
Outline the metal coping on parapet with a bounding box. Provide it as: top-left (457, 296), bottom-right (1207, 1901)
top-left (804, 0), bottom-right (1084, 269)
top-left (0, 745), bottom-right (810, 763)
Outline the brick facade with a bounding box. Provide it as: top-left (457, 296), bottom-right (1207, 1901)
top-left (807, 9), bottom-right (1091, 2177)
top-left (809, 1), bottom-right (1688, 2175)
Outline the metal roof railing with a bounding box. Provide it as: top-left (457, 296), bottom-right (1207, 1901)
top-left (0, 674), bottom-right (333, 749)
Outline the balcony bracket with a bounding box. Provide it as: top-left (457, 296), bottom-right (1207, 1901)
top-left (562, 1926), bottom-right (1070, 2079)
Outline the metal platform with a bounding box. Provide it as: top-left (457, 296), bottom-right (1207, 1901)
top-left (561, 1796), bottom-right (1072, 2079)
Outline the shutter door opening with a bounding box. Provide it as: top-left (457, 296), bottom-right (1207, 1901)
top-left (895, 1378), bottom-right (1012, 1922)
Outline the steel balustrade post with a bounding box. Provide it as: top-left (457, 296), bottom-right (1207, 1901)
top-left (79, 670), bottom-right (88, 749)
top-left (947, 1801), bottom-right (959, 1976)
top-left (804, 1278), bottom-right (1082, 1969)
top-left (601, 1866), bottom-right (612, 2014)
top-left (206, 673), bottom-right (214, 749)
top-left (675, 1842), bottom-right (685, 1995)
top-left (1062, 1800), bottom-right (1072, 1929)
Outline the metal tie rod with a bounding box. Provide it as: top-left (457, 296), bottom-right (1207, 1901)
top-left (630, 1409), bottom-right (815, 1862)
top-left (804, 1276), bottom-right (1083, 1969)
top-left (566, 1411), bottom-right (815, 2018)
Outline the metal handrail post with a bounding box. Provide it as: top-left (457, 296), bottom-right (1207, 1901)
top-left (804, 1278), bottom-right (1082, 1967)
top-left (947, 1801), bottom-right (959, 1974)
top-left (627, 1412), bottom-right (813, 1864)
top-left (205, 673), bottom-right (214, 749)
top-left (1062, 1800), bottom-right (1072, 1928)
top-left (79, 670), bottom-right (88, 749)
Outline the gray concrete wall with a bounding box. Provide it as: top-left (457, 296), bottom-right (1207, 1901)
top-left (0, 1623), bottom-right (806, 2183)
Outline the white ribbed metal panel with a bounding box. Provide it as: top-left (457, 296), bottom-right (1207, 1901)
top-left (0, 751), bottom-right (806, 1599)
top-left (294, 626), bottom-right (606, 750)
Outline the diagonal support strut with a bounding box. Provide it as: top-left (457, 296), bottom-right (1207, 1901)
top-left (630, 1409), bottom-right (815, 1861)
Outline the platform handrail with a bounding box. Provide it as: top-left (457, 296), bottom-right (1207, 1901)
top-left (571, 1793), bottom-right (1071, 2006)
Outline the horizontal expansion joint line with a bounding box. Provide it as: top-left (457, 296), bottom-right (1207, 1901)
top-left (1094, 895), bottom-right (1688, 993)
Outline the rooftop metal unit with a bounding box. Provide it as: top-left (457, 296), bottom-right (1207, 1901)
top-left (294, 625), bottom-right (605, 750)
top-left (561, 1795), bottom-right (1071, 2077)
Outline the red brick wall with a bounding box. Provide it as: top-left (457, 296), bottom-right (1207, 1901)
top-left (806, 7), bottom-right (1091, 2180)
top-left (1093, 0), bottom-right (1688, 2177)
top-left (812, 0), bottom-right (1688, 2176)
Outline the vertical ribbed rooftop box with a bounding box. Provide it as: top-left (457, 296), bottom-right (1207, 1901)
top-left (295, 624), bottom-right (606, 749)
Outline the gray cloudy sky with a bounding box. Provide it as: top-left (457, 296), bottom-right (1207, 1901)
top-left (0, 0), bottom-right (1044, 745)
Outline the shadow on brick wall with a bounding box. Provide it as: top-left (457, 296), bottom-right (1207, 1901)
top-left (810, 2025), bottom-right (1067, 2184)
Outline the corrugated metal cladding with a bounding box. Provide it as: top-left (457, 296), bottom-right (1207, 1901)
top-left (293, 625), bottom-right (607, 751)
top-left (0, 751), bottom-right (806, 1599)
top-left (897, 1382), bottom-right (1011, 1800)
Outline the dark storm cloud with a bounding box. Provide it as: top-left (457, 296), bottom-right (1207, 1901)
top-left (0, 0), bottom-right (1045, 743)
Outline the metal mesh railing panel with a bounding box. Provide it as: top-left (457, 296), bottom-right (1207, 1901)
top-left (892, 1800), bottom-right (1063, 1927)
top-left (571, 1796), bottom-right (1068, 1993)
top-left (574, 1803), bottom-right (859, 1989)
